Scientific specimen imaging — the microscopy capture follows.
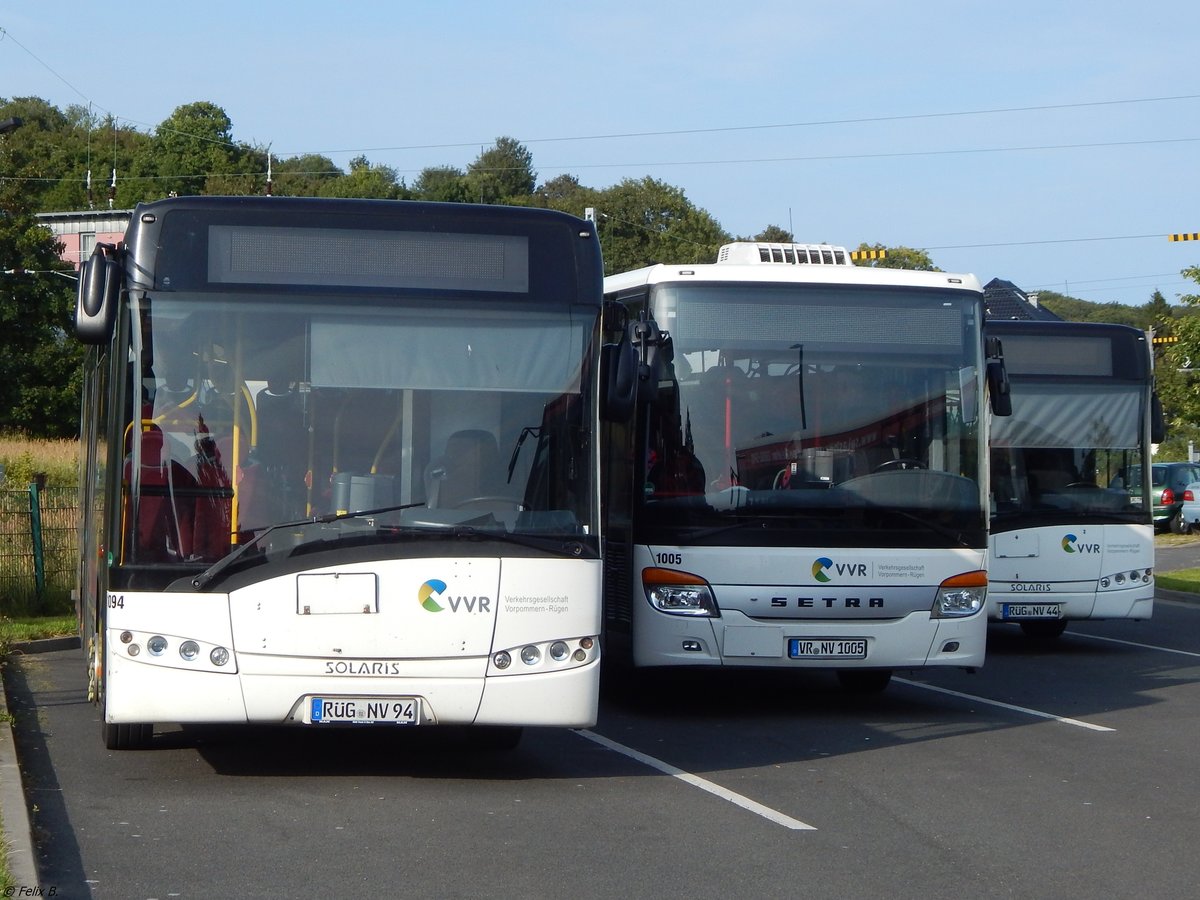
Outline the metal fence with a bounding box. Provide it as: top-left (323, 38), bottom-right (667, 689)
top-left (0, 485), bottom-right (78, 616)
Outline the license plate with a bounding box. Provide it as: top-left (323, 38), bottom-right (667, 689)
top-left (1001, 603), bottom-right (1062, 619)
top-left (788, 638), bottom-right (868, 659)
top-left (307, 696), bottom-right (419, 725)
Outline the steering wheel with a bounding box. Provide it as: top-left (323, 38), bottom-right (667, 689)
top-left (452, 495), bottom-right (522, 510)
top-left (1065, 482), bottom-right (1100, 489)
top-left (873, 458), bottom-right (925, 472)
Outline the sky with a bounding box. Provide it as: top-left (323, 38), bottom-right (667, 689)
top-left (3, 1), bottom-right (1198, 305)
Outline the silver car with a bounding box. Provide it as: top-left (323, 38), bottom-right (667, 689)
top-left (1181, 481), bottom-right (1200, 535)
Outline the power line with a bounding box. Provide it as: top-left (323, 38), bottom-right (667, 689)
top-left (288, 94), bottom-right (1200, 157)
top-left (4, 24), bottom-right (1199, 162)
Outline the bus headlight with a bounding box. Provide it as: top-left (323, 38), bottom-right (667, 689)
top-left (642, 567), bottom-right (719, 617)
top-left (933, 571), bottom-right (987, 618)
top-left (488, 636), bottom-right (598, 675)
top-left (1099, 568), bottom-right (1153, 591)
top-left (520, 645), bottom-right (541, 666)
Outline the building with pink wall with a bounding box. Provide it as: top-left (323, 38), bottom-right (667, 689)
top-left (36, 209), bottom-right (131, 268)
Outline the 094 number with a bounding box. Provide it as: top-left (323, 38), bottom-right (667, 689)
top-left (107, 594), bottom-right (125, 609)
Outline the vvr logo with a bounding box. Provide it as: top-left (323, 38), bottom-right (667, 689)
top-left (419, 579), bottom-right (447, 611)
top-left (811, 557), bottom-right (869, 582)
top-left (1062, 533), bottom-right (1101, 554)
top-left (812, 557), bottom-right (833, 583)
top-left (418, 578), bottom-right (493, 614)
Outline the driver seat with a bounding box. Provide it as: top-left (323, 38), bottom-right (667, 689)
top-left (426, 429), bottom-right (504, 508)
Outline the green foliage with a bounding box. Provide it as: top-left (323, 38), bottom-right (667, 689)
top-left (270, 153), bottom-right (343, 196)
top-left (588, 177), bottom-right (730, 274)
top-left (412, 165), bottom-right (470, 202)
top-left (465, 137), bottom-right (536, 204)
top-left (317, 156), bottom-right (407, 200)
top-left (1038, 291), bottom-right (1146, 328)
top-left (0, 207), bottom-right (84, 437)
top-left (751, 225), bottom-right (795, 243)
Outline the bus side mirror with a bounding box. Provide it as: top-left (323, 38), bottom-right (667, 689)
top-left (1150, 391), bottom-right (1166, 444)
top-left (75, 244), bottom-right (121, 344)
top-left (985, 337), bottom-right (1012, 417)
top-left (600, 334), bottom-right (637, 422)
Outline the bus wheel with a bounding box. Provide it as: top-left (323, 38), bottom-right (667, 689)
top-left (472, 726), bottom-right (523, 751)
top-left (103, 721), bottom-right (153, 751)
top-left (97, 656), bottom-right (153, 750)
top-left (836, 670), bottom-right (892, 693)
top-left (1020, 620), bottom-right (1068, 640)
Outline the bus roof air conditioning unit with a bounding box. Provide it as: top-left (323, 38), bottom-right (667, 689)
top-left (716, 242), bottom-right (851, 266)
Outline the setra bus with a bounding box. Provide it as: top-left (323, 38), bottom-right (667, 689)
top-left (74, 195), bottom-right (637, 748)
top-left (986, 319), bottom-right (1163, 639)
top-left (601, 242), bottom-right (1010, 690)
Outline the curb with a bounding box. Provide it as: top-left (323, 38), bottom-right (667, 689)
top-left (1, 636), bottom-right (79, 890)
top-left (0, 664), bottom-right (39, 890)
top-left (1156, 588), bottom-right (1200, 605)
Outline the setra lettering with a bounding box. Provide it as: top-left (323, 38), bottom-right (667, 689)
top-left (763, 597), bottom-right (886, 609)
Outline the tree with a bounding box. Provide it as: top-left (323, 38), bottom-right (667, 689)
top-left (852, 242), bottom-right (940, 271)
top-left (127, 101), bottom-right (250, 201)
top-left (589, 177), bottom-right (729, 274)
top-left (465, 137), bottom-right (536, 204)
top-left (1159, 266), bottom-right (1200, 457)
top-left (269, 153), bottom-right (344, 197)
top-left (529, 174), bottom-right (598, 217)
top-left (751, 225), bottom-right (794, 243)
top-left (0, 210), bottom-right (84, 437)
top-left (412, 165), bottom-right (470, 203)
top-left (318, 155), bottom-right (406, 199)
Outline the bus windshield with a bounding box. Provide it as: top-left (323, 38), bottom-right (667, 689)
top-left (989, 380), bottom-right (1147, 525)
top-left (636, 282), bottom-right (986, 546)
top-left (125, 290), bottom-right (598, 569)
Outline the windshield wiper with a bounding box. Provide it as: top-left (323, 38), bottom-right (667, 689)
top-left (189, 501), bottom-right (427, 590)
top-left (446, 523), bottom-right (590, 558)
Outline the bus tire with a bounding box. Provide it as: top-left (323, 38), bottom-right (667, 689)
top-left (97, 639), bottom-right (153, 750)
top-left (1019, 620), bottom-right (1068, 640)
top-left (103, 721), bottom-right (153, 751)
top-left (836, 670), bottom-right (892, 693)
top-left (473, 726), bottom-right (523, 751)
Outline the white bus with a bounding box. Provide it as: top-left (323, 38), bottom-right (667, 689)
top-left (986, 319), bottom-right (1162, 639)
top-left (74, 196), bottom-right (636, 748)
top-left (601, 243), bottom-right (1010, 690)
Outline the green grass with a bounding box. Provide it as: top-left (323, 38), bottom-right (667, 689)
top-left (1156, 568), bottom-right (1200, 594)
top-left (0, 615), bottom-right (77, 652)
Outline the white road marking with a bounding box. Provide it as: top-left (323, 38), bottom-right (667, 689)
top-left (575, 729), bottom-right (817, 830)
top-left (894, 677), bottom-right (1115, 732)
top-left (1069, 632), bottom-right (1200, 658)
